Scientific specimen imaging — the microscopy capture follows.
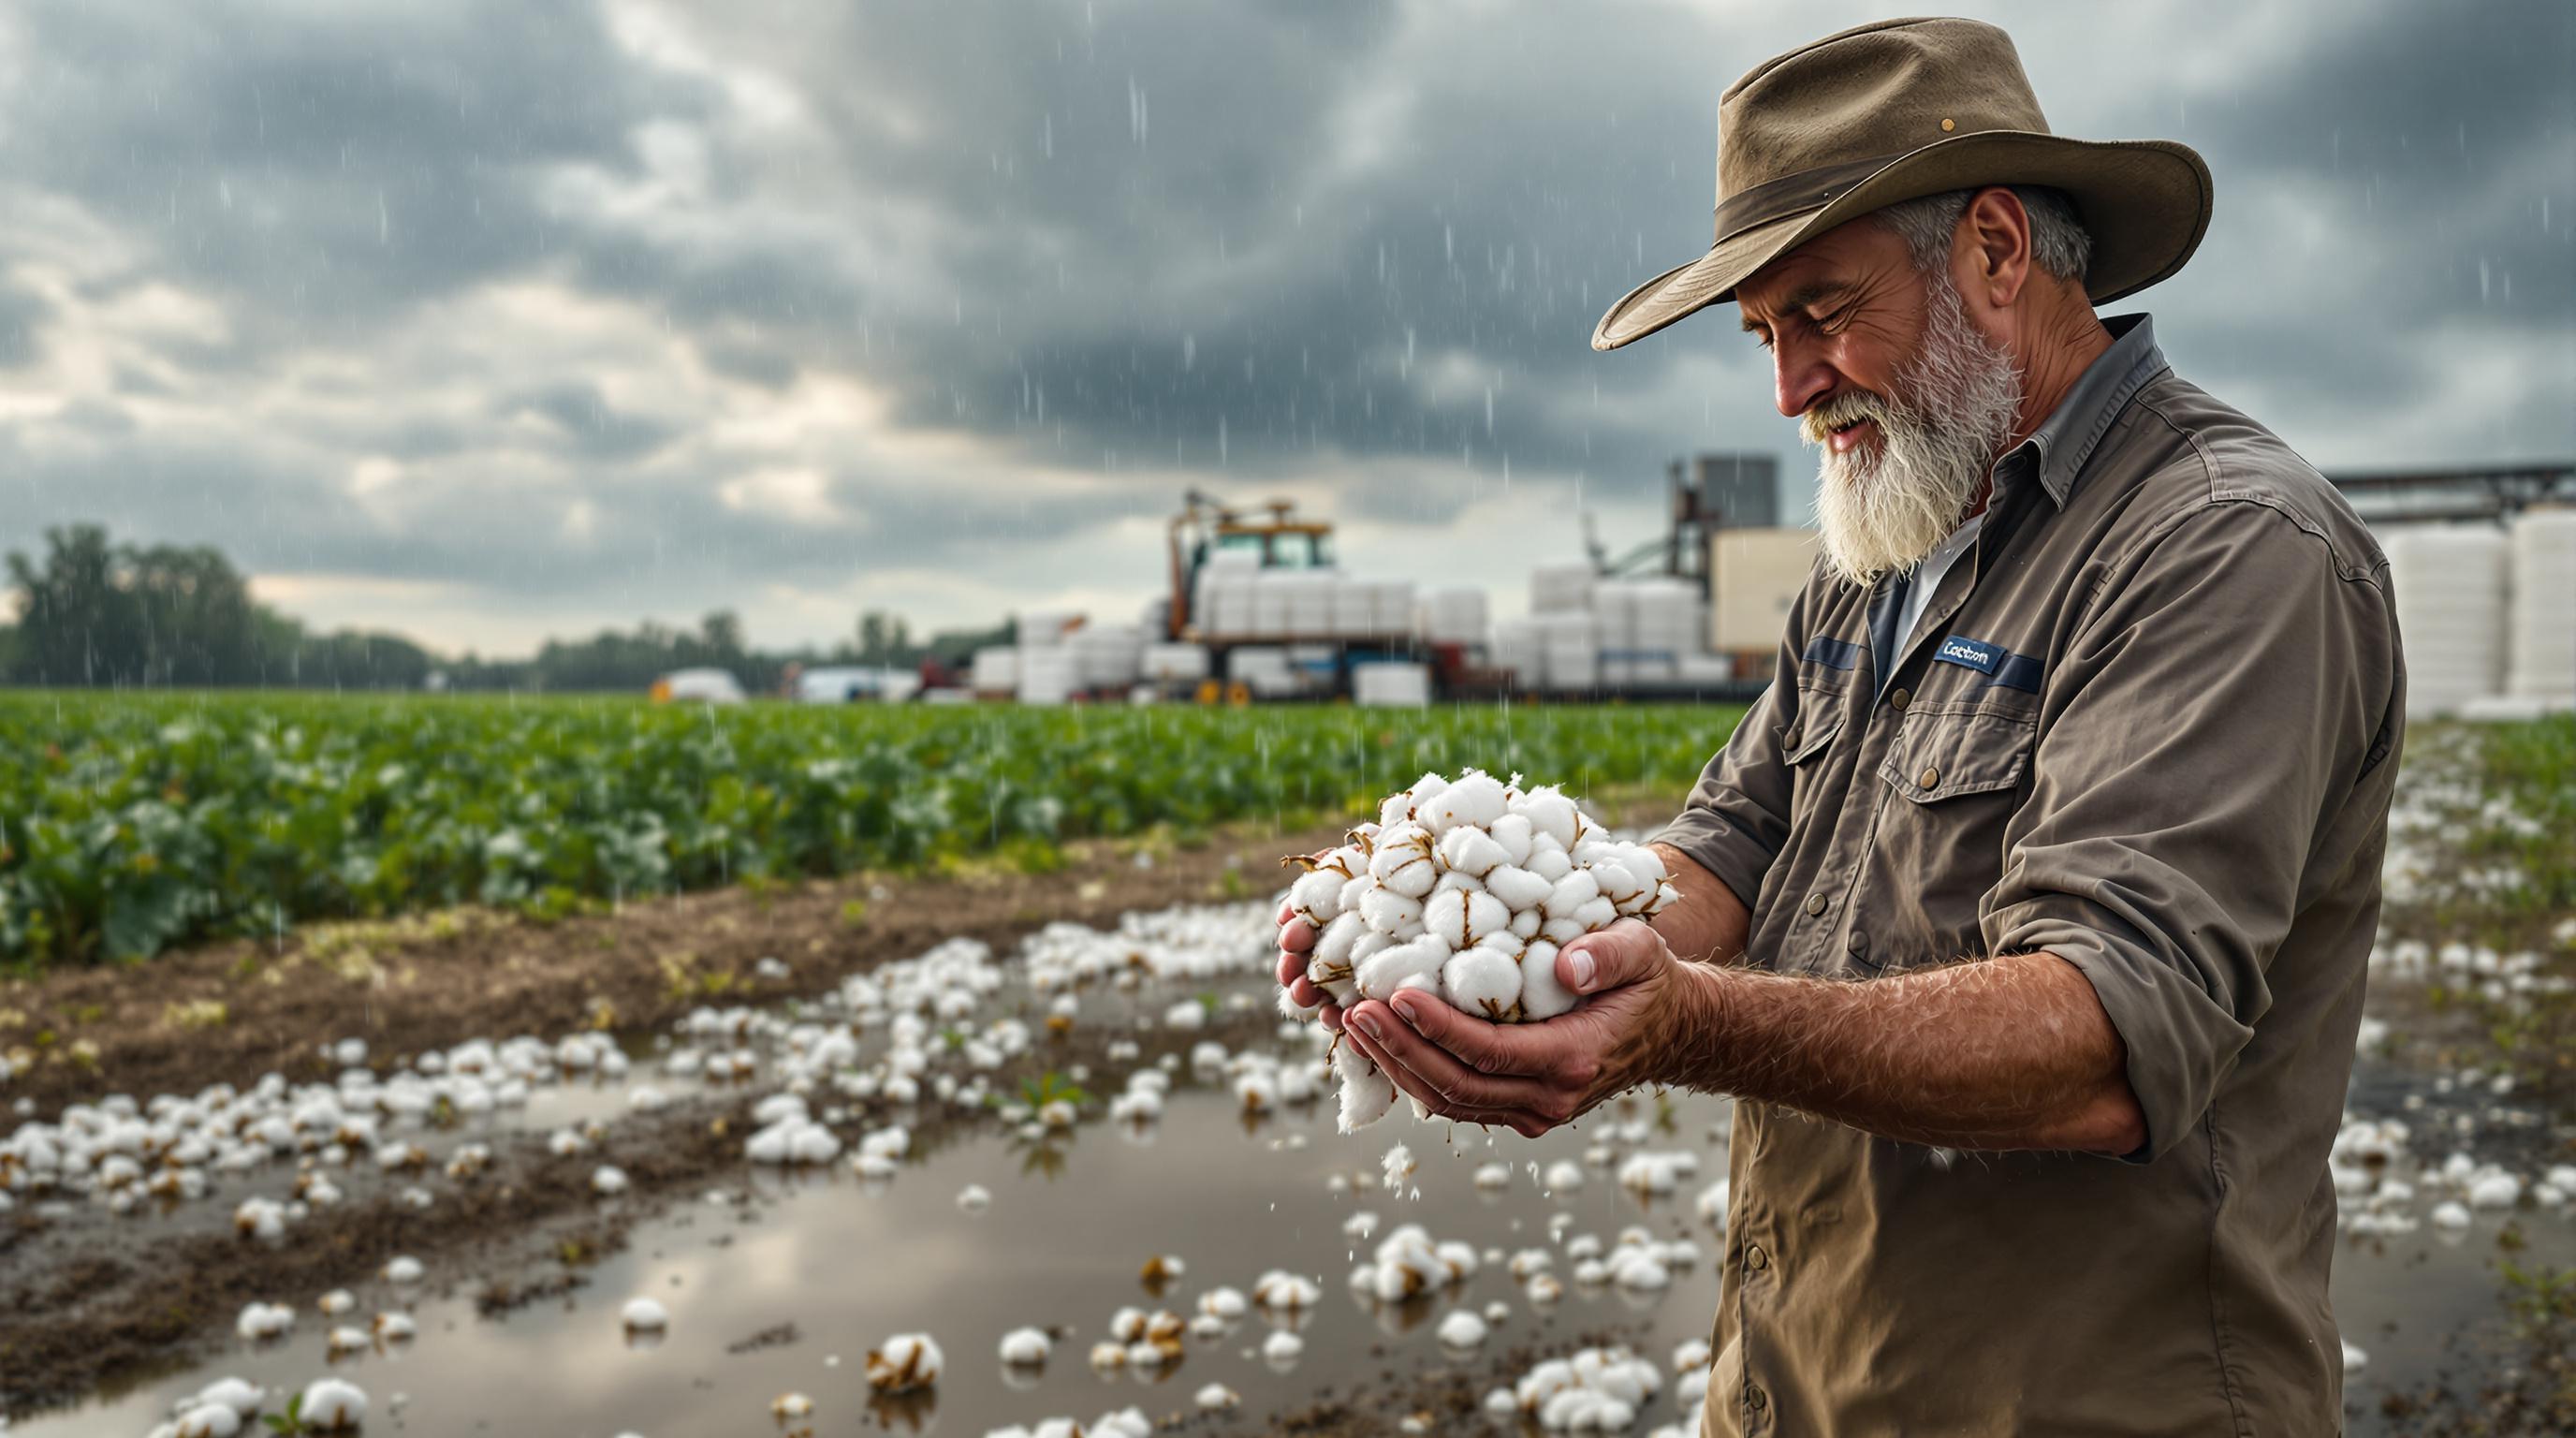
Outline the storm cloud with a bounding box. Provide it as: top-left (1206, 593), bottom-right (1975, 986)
top-left (0, 0), bottom-right (2567, 653)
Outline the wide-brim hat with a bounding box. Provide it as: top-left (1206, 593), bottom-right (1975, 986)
top-left (1591, 16), bottom-right (2212, 351)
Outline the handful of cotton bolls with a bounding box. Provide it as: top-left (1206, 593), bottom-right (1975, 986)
top-left (1278, 770), bottom-right (1679, 1131)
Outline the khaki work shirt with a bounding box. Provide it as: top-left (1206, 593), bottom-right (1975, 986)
top-left (1655, 315), bottom-right (2405, 1436)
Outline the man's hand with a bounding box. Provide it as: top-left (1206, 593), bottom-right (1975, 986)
top-left (1274, 899), bottom-right (1344, 1032)
top-left (1336, 919), bottom-right (1709, 1137)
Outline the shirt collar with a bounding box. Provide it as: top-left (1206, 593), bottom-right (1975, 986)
top-left (1996, 312), bottom-right (2169, 507)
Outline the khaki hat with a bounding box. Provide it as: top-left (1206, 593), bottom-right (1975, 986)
top-left (1591, 16), bottom-right (2212, 351)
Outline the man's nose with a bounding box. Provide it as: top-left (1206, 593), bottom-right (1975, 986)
top-left (1774, 341), bottom-right (1836, 420)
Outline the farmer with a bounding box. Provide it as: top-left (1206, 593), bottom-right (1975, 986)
top-left (1279, 17), bottom-right (2403, 1435)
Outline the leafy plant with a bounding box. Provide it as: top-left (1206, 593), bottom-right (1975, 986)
top-left (0, 691), bottom-right (1752, 966)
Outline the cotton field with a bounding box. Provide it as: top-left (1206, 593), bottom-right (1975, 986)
top-left (0, 725), bottom-right (2569, 1438)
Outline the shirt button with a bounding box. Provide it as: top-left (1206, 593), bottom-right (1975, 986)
top-left (1747, 1386), bottom-right (1769, 1412)
top-left (1919, 765), bottom-right (1940, 788)
top-left (1804, 893), bottom-right (1827, 917)
top-left (1745, 1244), bottom-right (1768, 1270)
top-left (1890, 686), bottom-right (1911, 711)
top-left (1848, 932), bottom-right (1868, 956)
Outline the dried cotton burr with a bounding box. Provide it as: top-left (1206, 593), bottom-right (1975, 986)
top-left (1278, 770), bottom-right (1680, 1130)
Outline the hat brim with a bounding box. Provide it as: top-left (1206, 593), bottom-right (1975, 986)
top-left (1589, 132), bottom-right (2211, 351)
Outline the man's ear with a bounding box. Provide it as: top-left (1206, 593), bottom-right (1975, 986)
top-left (1956, 186), bottom-right (2033, 311)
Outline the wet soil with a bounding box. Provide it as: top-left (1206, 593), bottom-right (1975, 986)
top-left (0, 997), bottom-right (1293, 1410)
top-left (0, 817), bottom-right (1348, 1121)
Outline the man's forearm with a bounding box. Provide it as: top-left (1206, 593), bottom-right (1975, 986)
top-left (1652, 947), bottom-right (2147, 1154)
top-left (1646, 842), bottom-right (1750, 966)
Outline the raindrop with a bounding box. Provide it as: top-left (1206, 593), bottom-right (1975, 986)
top-left (1183, 333), bottom-right (1196, 370)
top-left (1043, 111), bottom-right (1054, 160)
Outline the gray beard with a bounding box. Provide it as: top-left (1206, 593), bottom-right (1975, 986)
top-left (1803, 271), bottom-right (2025, 588)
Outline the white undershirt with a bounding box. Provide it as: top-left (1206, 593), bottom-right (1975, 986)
top-left (1895, 509), bottom-right (1987, 653)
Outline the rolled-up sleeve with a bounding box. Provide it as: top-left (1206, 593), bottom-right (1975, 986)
top-left (1651, 583), bottom-right (1815, 911)
top-left (1985, 501), bottom-right (2394, 1164)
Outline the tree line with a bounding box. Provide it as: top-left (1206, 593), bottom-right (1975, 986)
top-left (0, 524), bottom-right (1002, 694)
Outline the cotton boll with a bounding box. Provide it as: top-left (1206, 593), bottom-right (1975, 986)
top-left (1485, 864), bottom-right (1555, 913)
top-left (1368, 823), bottom-right (1438, 897)
top-left (1437, 1310), bottom-right (1489, 1347)
top-left (1590, 858), bottom-right (1646, 910)
top-left (1438, 825), bottom-right (1512, 879)
top-left (1425, 888), bottom-right (1510, 950)
top-left (1287, 868), bottom-right (1347, 929)
top-left (865, 1332), bottom-right (944, 1392)
top-left (1431, 868), bottom-right (1485, 898)
top-left (1572, 895), bottom-right (1617, 932)
top-left (622, 1298), bottom-right (669, 1329)
top-left (1309, 913), bottom-right (1366, 985)
top-left (998, 1327), bottom-right (1050, 1365)
top-left (295, 1379), bottom-right (367, 1432)
top-left (173, 1403), bottom-right (242, 1438)
top-left (1488, 814), bottom-right (1535, 868)
top-left (1359, 887), bottom-right (1426, 939)
top-left (1622, 844), bottom-right (1669, 888)
top-left (1517, 786), bottom-right (1579, 848)
top-left (1262, 1329), bottom-right (1305, 1362)
top-left (1509, 906), bottom-right (1543, 939)
top-left (1419, 770), bottom-right (1509, 836)
top-left (1542, 870), bottom-right (1601, 919)
top-left (1520, 941), bottom-right (1579, 1020)
top-left (1089, 1341), bottom-right (1127, 1371)
top-left (1336, 1055), bottom-right (1398, 1133)
top-left (1198, 1286), bottom-right (1249, 1320)
top-left (1527, 834), bottom-right (1573, 883)
top-left (193, 1379), bottom-right (265, 1418)
top-left (1443, 946), bottom-right (1524, 1021)
top-left (1355, 938), bottom-right (1449, 1004)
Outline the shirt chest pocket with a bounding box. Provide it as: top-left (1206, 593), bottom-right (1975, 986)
top-left (1779, 706), bottom-right (1846, 829)
top-left (1866, 706), bottom-right (2037, 969)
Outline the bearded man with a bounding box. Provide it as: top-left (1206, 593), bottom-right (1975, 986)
top-left (1279, 17), bottom-right (2405, 1435)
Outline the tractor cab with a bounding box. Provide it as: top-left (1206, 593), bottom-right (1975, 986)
top-left (1166, 491), bottom-right (1335, 638)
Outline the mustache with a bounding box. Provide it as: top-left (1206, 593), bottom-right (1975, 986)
top-left (1798, 389), bottom-right (1892, 447)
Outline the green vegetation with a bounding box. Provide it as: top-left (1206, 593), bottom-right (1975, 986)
top-left (0, 690), bottom-right (1743, 965)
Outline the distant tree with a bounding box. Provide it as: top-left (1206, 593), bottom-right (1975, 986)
top-left (6, 524), bottom-right (130, 684)
top-left (700, 609), bottom-right (745, 657)
top-left (3, 526), bottom-right (261, 685)
top-left (855, 609), bottom-right (916, 666)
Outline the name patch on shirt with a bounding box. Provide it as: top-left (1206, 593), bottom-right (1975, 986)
top-left (1933, 636), bottom-right (2001, 674)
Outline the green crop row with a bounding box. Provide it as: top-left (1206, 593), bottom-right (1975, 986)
top-left (0, 692), bottom-right (1746, 966)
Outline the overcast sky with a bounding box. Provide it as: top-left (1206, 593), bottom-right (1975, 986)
top-left (1, 0), bottom-right (2568, 656)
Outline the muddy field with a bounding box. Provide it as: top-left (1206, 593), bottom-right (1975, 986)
top-left (1, 747), bottom-right (2569, 1436)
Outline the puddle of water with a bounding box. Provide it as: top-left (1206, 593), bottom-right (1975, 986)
top-left (18, 1042), bottom-right (2570, 1436)
top-left (25, 1076), bottom-right (1740, 1435)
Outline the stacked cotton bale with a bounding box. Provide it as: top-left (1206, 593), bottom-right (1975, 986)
top-left (2385, 526), bottom-right (2508, 717)
top-left (1331, 579), bottom-right (1378, 636)
top-left (1419, 589), bottom-right (1491, 649)
top-left (1017, 609), bottom-right (1082, 648)
top-left (1370, 580), bottom-right (1418, 635)
top-left (970, 648), bottom-right (1019, 697)
top-left (1353, 662), bottom-right (1433, 708)
top-left (1017, 646), bottom-right (1084, 704)
top-left (1533, 612), bottom-right (1599, 690)
top-left (2507, 508), bottom-right (2576, 705)
top-left (1193, 550), bottom-right (1261, 636)
top-left (1071, 624), bottom-right (1146, 690)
